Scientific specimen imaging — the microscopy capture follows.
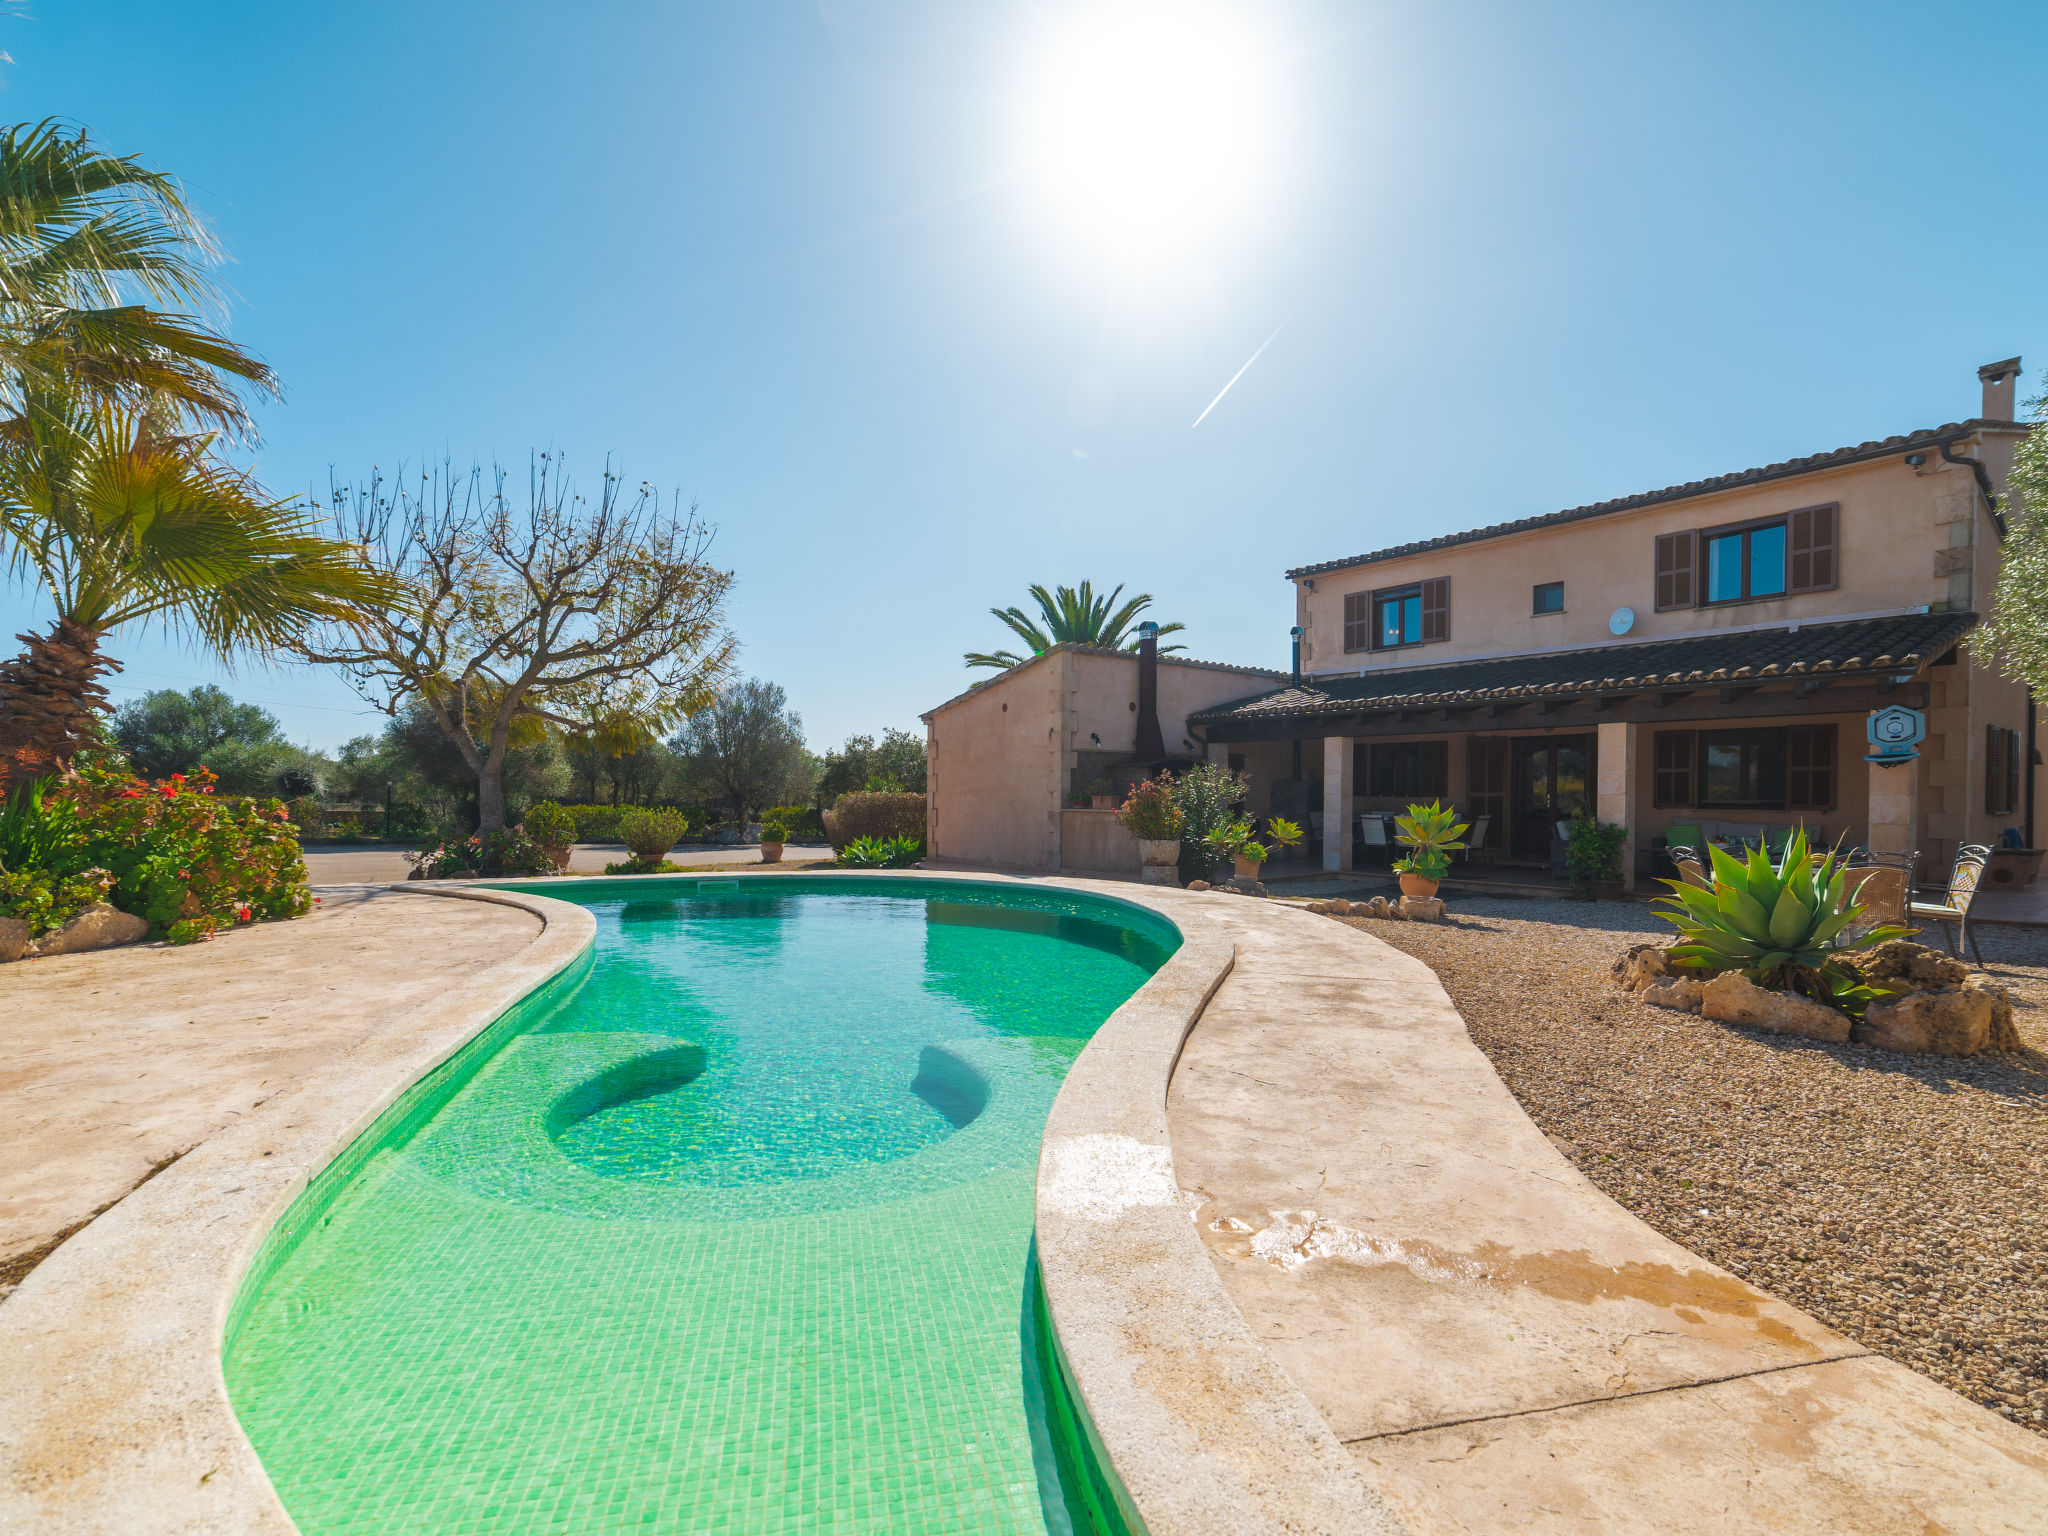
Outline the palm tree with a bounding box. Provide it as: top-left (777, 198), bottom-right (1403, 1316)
top-left (0, 392), bottom-right (396, 782)
top-left (964, 581), bottom-right (1187, 670)
top-left (0, 120), bottom-right (276, 436)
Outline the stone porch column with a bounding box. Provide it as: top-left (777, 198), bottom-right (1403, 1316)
top-left (1323, 735), bottom-right (1353, 872)
top-left (1868, 751), bottom-right (1919, 862)
top-left (1596, 721), bottom-right (1637, 892)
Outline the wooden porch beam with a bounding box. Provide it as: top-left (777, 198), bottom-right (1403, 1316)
top-left (1720, 685), bottom-right (1759, 704)
top-left (1593, 694), bottom-right (1637, 712)
top-left (1656, 690), bottom-right (1694, 707)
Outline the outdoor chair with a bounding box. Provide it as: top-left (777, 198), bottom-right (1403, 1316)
top-left (1908, 844), bottom-right (1990, 966)
top-left (1358, 814), bottom-right (1391, 865)
top-left (1460, 814), bottom-right (1491, 864)
top-left (1667, 846), bottom-right (1711, 890)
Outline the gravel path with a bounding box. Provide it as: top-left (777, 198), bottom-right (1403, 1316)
top-left (1335, 896), bottom-right (2048, 1436)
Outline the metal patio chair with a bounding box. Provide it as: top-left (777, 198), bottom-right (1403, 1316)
top-left (1909, 844), bottom-right (1990, 966)
top-left (1359, 813), bottom-right (1392, 865)
top-left (1666, 845), bottom-right (1711, 890)
top-left (1459, 814), bottom-right (1492, 864)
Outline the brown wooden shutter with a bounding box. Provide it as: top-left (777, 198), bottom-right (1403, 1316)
top-left (1788, 503), bottom-right (1838, 593)
top-left (2007, 728), bottom-right (2022, 820)
top-left (1343, 592), bottom-right (1368, 653)
top-left (1654, 530), bottom-right (1696, 610)
top-left (1788, 725), bottom-right (1836, 810)
top-left (1987, 723), bottom-right (2009, 814)
top-left (1652, 730), bottom-right (1695, 807)
top-left (1420, 577), bottom-right (1450, 642)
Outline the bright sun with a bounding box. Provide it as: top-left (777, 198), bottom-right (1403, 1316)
top-left (1012, 1), bottom-right (1283, 272)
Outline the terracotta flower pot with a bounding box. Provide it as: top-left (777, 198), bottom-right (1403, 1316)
top-left (1091, 795), bottom-right (1117, 811)
top-left (1398, 872), bottom-right (1439, 899)
top-left (761, 841), bottom-right (784, 864)
top-left (1233, 854), bottom-right (1263, 882)
top-left (543, 844), bottom-right (572, 872)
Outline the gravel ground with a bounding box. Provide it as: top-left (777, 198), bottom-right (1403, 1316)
top-left (1335, 895), bottom-right (2048, 1437)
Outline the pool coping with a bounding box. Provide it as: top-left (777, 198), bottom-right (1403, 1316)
top-left (0, 884), bottom-right (595, 1536)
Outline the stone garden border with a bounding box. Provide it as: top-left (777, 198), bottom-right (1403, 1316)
top-left (0, 885), bottom-right (594, 1535)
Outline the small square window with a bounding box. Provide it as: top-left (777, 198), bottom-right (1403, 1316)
top-left (1532, 581), bottom-right (1564, 614)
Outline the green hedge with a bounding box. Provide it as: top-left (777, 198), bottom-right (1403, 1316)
top-left (821, 792), bottom-right (925, 851)
top-left (552, 804), bottom-right (701, 843)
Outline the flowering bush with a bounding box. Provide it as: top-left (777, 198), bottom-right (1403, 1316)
top-left (407, 827), bottom-right (555, 880)
top-left (1116, 776), bottom-right (1183, 841)
top-left (64, 763), bottom-right (312, 941)
top-left (0, 864), bottom-right (113, 938)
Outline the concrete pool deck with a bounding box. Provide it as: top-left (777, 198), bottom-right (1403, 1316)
top-left (2, 871), bottom-right (2043, 1534)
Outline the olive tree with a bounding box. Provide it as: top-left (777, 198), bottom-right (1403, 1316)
top-left (298, 455), bottom-right (734, 833)
top-left (1982, 389), bottom-right (2048, 688)
top-left (673, 677), bottom-right (815, 824)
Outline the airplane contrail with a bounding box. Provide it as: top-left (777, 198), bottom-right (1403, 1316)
top-left (1191, 319), bottom-right (1288, 428)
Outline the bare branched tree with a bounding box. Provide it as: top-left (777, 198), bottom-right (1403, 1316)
top-left (297, 455), bottom-right (735, 832)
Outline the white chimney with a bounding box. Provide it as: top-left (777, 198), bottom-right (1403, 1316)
top-left (1978, 357), bottom-right (2021, 421)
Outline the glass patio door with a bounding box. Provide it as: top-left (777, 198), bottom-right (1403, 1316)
top-left (1511, 736), bottom-right (1595, 859)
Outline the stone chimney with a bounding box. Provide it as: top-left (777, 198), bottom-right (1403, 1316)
top-left (1134, 622), bottom-right (1165, 763)
top-left (1978, 357), bottom-right (2021, 421)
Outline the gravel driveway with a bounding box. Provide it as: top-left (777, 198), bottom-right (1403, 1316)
top-left (1338, 895), bottom-right (2048, 1437)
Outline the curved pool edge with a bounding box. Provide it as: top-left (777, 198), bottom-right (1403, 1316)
top-left (0, 885), bottom-right (595, 1536)
top-left (1029, 880), bottom-right (1407, 1536)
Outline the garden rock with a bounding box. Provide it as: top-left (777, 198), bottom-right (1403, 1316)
top-left (1398, 896), bottom-right (1445, 923)
top-left (1851, 940), bottom-right (1969, 991)
top-left (1854, 980), bottom-right (2011, 1057)
top-left (0, 916), bottom-right (29, 963)
top-left (1187, 880), bottom-right (1211, 892)
top-left (1701, 972), bottom-right (1851, 1043)
top-left (1326, 899), bottom-right (1352, 916)
top-left (1610, 942), bottom-right (1672, 993)
top-left (34, 902), bottom-right (150, 958)
top-left (1641, 976), bottom-right (1704, 1013)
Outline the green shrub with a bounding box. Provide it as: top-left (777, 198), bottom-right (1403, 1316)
top-left (553, 803), bottom-right (698, 842)
top-left (0, 779), bottom-right (84, 873)
top-left (523, 800), bottom-right (577, 848)
top-left (65, 763), bottom-right (312, 941)
top-left (1563, 813), bottom-right (1628, 895)
top-left (1170, 763), bottom-right (1249, 882)
top-left (839, 833), bottom-right (923, 869)
top-left (763, 804), bottom-right (824, 842)
top-left (619, 807), bottom-right (690, 862)
top-left (407, 828), bottom-right (556, 880)
top-left (0, 864), bottom-right (114, 938)
top-left (1116, 777), bottom-right (1183, 841)
top-left (821, 792), bottom-right (924, 851)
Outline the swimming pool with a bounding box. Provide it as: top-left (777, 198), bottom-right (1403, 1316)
top-left (224, 877), bottom-right (1177, 1535)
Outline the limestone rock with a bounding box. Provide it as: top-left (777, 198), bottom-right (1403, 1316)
top-left (1851, 939), bottom-right (1969, 991)
top-left (34, 902), bottom-right (149, 957)
top-left (1324, 899), bottom-right (1352, 916)
top-left (1399, 895), bottom-right (1445, 923)
top-left (1972, 975), bottom-right (2023, 1052)
top-left (1611, 942), bottom-right (1674, 993)
top-left (0, 916), bottom-right (29, 962)
top-left (1855, 986), bottom-right (1996, 1056)
top-left (1641, 976), bottom-right (1703, 1013)
top-left (1701, 972), bottom-right (1850, 1043)
top-left (1187, 880), bottom-right (1210, 892)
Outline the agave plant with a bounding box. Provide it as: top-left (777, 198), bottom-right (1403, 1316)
top-left (1656, 828), bottom-right (1908, 1008)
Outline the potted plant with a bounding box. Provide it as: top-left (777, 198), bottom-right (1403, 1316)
top-left (1220, 816), bottom-right (1302, 883)
top-left (1564, 813), bottom-right (1629, 898)
top-left (522, 800), bottom-right (577, 872)
top-left (1088, 772), bottom-right (1118, 812)
top-left (1392, 800), bottom-right (1468, 899)
top-left (1116, 776), bottom-right (1183, 883)
top-left (760, 809), bottom-right (791, 864)
top-left (617, 807), bottom-right (690, 872)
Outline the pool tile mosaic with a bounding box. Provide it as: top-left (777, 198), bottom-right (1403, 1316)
top-left (227, 881), bottom-right (1172, 1535)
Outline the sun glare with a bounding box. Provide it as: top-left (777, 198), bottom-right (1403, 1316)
top-left (1012, 1), bottom-right (1284, 273)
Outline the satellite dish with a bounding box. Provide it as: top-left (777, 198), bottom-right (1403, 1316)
top-left (1609, 607), bottom-right (1635, 636)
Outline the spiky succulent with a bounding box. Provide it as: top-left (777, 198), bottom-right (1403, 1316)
top-left (1657, 827), bottom-right (1907, 995)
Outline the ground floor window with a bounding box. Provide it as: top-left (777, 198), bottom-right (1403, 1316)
top-left (1366, 740), bottom-right (1448, 798)
top-left (1653, 724), bottom-right (1834, 811)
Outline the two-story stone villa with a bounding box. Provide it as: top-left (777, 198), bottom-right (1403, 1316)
top-left (925, 358), bottom-right (2035, 888)
top-left (1189, 358), bottom-right (2034, 887)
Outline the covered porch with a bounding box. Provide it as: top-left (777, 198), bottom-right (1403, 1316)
top-left (1189, 612), bottom-right (1974, 892)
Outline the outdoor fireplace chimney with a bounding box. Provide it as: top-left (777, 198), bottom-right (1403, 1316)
top-left (1979, 357), bottom-right (2021, 421)
top-left (1135, 621), bottom-right (1165, 763)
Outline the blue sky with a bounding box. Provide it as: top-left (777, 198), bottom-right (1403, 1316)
top-left (4, 1), bottom-right (2045, 752)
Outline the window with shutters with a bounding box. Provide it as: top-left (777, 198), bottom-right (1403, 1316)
top-left (2008, 728), bottom-right (2023, 818)
top-left (1343, 591), bottom-right (1370, 652)
top-left (1787, 725), bottom-right (1836, 810)
top-left (1700, 516), bottom-right (1789, 603)
top-left (1699, 728), bottom-right (1787, 807)
top-left (1652, 730), bottom-right (1695, 807)
top-left (1367, 578), bottom-right (1448, 649)
top-left (1654, 530), bottom-right (1696, 610)
top-left (1787, 503), bottom-right (1839, 593)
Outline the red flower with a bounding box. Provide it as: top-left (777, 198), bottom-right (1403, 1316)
top-left (117, 788), bottom-right (145, 799)
top-left (235, 905), bottom-right (253, 922)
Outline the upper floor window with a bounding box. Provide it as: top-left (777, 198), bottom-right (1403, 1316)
top-left (1533, 581), bottom-right (1564, 614)
top-left (1653, 503), bottom-right (1837, 612)
top-left (1345, 577), bottom-right (1449, 652)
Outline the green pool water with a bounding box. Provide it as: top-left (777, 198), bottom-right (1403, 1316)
top-left (224, 877), bottom-right (1175, 1535)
